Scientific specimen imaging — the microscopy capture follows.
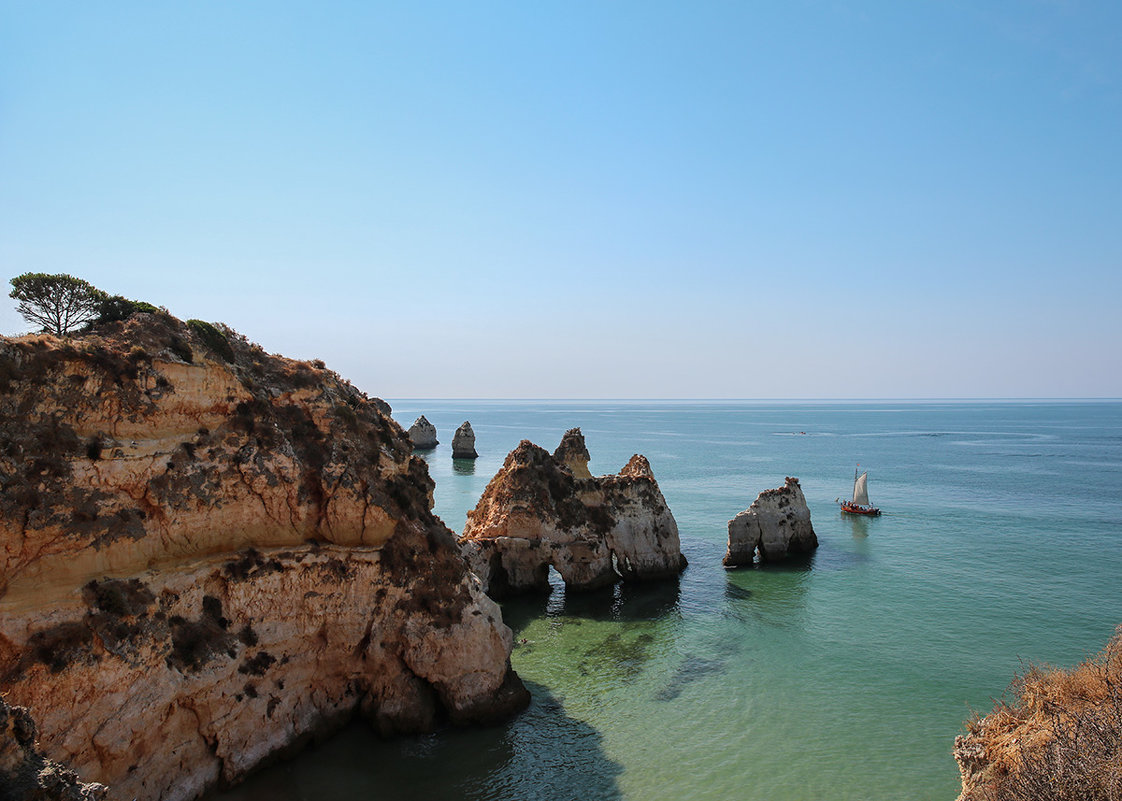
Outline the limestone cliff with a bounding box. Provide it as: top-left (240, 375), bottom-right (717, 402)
top-left (460, 429), bottom-right (686, 596)
top-left (723, 477), bottom-right (817, 566)
top-left (0, 314), bottom-right (527, 801)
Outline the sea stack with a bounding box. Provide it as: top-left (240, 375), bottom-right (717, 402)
top-left (460, 429), bottom-right (687, 597)
top-left (0, 314), bottom-right (528, 801)
top-left (452, 420), bottom-right (478, 459)
top-left (407, 415), bottom-right (438, 449)
top-left (723, 477), bottom-right (818, 566)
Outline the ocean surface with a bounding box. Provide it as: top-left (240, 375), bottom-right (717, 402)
top-left (210, 400), bottom-right (1122, 801)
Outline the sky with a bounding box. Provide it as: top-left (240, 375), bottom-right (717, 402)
top-left (2, 1), bottom-right (1120, 399)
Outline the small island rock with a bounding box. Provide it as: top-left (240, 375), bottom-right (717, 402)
top-left (407, 415), bottom-right (438, 449)
top-left (723, 477), bottom-right (818, 566)
top-left (452, 421), bottom-right (478, 459)
top-left (460, 429), bottom-right (686, 596)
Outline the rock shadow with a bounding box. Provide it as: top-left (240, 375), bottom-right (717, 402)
top-left (452, 458), bottom-right (477, 476)
top-left (499, 574), bottom-right (683, 636)
top-left (722, 550), bottom-right (816, 573)
top-left (203, 680), bottom-right (623, 801)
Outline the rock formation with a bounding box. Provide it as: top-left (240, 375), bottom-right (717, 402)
top-left (0, 313), bottom-right (528, 801)
top-left (451, 421), bottom-right (478, 459)
top-left (460, 429), bottom-right (686, 596)
top-left (552, 427), bottom-right (592, 478)
top-left (723, 477), bottom-right (818, 566)
top-left (406, 415), bottom-right (438, 449)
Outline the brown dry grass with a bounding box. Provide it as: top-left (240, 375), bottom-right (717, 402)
top-left (963, 626), bottom-right (1122, 800)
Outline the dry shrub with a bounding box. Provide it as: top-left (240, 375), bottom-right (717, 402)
top-left (968, 627), bottom-right (1122, 800)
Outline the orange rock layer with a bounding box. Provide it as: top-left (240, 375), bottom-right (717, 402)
top-left (0, 314), bottom-right (527, 801)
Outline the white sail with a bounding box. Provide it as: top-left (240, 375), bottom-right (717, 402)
top-left (852, 471), bottom-right (870, 506)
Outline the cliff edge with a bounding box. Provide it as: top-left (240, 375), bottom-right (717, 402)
top-left (954, 626), bottom-right (1122, 801)
top-left (0, 313), bottom-right (527, 801)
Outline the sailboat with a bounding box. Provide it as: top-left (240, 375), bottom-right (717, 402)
top-left (839, 465), bottom-right (881, 516)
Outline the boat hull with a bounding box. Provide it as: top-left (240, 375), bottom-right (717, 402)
top-left (841, 502), bottom-right (881, 516)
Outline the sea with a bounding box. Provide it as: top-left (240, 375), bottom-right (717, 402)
top-left (209, 400), bottom-right (1122, 801)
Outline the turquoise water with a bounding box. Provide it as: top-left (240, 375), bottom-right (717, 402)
top-left (211, 400), bottom-right (1122, 801)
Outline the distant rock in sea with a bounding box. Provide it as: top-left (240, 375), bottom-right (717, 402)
top-left (723, 477), bottom-right (818, 566)
top-left (407, 415), bottom-right (438, 449)
top-left (460, 429), bottom-right (686, 596)
top-left (452, 421), bottom-right (478, 459)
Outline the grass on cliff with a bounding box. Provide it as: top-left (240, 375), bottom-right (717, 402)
top-left (966, 626), bottom-right (1122, 801)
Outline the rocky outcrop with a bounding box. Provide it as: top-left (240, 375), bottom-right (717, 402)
top-left (460, 430), bottom-right (686, 596)
top-left (0, 314), bottom-right (527, 801)
top-left (1, 698), bottom-right (107, 801)
top-left (406, 415), bottom-right (438, 449)
top-left (723, 477), bottom-right (817, 566)
top-left (553, 428), bottom-right (592, 478)
top-left (451, 421), bottom-right (477, 459)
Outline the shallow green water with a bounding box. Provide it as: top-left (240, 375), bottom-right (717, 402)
top-left (210, 400), bottom-right (1122, 801)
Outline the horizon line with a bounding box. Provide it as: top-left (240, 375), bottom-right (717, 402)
top-left (383, 397), bottom-right (1122, 403)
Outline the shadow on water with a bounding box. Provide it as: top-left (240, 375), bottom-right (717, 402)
top-left (722, 551), bottom-right (816, 574)
top-left (654, 655), bottom-right (730, 702)
top-left (500, 575), bottom-right (683, 636)
top-left (719, 556), bottom-right (815, 628)
top-left (206, 681), bottom-right (622, 801)
top-left (451, 458), bottom-right (477, 476)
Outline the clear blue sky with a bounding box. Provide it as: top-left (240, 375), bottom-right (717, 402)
top-left (2, 1), bottom-right (1119, 398)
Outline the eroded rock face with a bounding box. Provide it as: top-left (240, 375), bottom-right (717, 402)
top-left (460, 430), bottom-right (686, 596)
top-left (723, 477), bottom-right (818, 566)
top-left (0, 314), bottom-right (527, 801)
top-left (407, 415), bottom-right (438, 449)
top-left (451, 421), bottom-right (477, 459)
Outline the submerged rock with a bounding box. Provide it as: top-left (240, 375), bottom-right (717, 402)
top-left (723, 477), bottom-right (818, 566)
top-left (460, 429), bottom-right (686, 596)
top-left (0, 314), bottom-right (527, 801)
top-left (452, 421), bottom-right (478, 459)
top-left (407, 415), bottom-right (438, 449)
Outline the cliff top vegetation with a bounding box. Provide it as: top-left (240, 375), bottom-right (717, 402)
top-left (959, 626), bottom-right (1122, 801)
